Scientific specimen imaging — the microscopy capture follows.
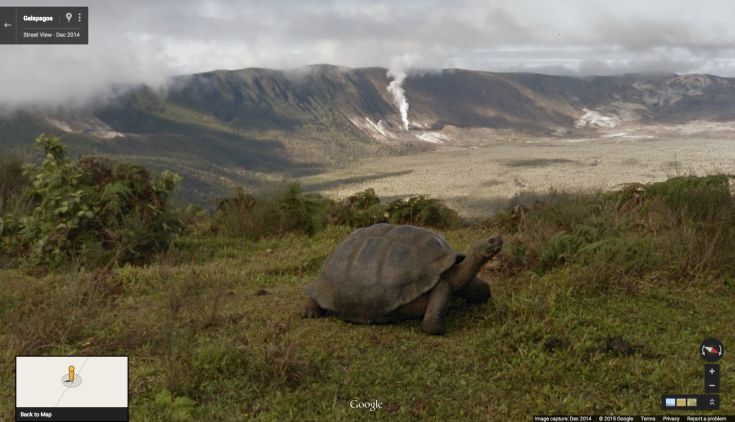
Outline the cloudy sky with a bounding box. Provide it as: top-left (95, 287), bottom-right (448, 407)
top-left (2, 0), bottom-right (734, 107)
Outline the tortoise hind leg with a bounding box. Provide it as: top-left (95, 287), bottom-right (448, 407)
top-left (422, 280), bottom-right (450, 335)
top-left (395, 292), bottom-right (429, 319)
top-left (302, 297), bottom-right (326, 318)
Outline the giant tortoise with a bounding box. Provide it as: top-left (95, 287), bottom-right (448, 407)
top-left (302, 223), bottom-right (502, 335)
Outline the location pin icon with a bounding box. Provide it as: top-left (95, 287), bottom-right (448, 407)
top-left (65, 12), bottom-right (72, 23)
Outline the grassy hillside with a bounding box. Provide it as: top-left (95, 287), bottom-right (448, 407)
top-left (1, 175), bottom-right (734, 419)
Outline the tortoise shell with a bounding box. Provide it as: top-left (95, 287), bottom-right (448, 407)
top-left (305, 224), bottom-right (460, 322)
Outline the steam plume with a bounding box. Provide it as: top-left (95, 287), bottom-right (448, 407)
top-left (387, 67), bottom-right (410, 131)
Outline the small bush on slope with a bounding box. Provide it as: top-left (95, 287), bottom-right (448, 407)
top-left (0, 134), bottom-right (182, 268)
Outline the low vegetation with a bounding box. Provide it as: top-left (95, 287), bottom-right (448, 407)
top-left (492, 174), bottom-right (735, 292)
top-left (0, 137), bottom-right (733, 419)
top-left (210, 186), bottom-right (459, 239)
top-left (0, 150), bottom-right (30, 216)
top-left (0, 135), bottom-right (181, 268)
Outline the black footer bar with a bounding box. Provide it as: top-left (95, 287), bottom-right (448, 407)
top-left (534, 416), bottom-right (735, 422)
top-left (16, 407), bottom-right (128, 422)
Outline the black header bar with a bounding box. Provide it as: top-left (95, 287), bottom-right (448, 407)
top-left (0, 7), bottom-right (88, 44)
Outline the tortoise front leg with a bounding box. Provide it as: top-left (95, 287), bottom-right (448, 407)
top-left (456, 277), bottom-right (491, 304)
top-left (302, 297), bottom-right (326, 318)
top-left (422, 280), bottom-right (450, 335)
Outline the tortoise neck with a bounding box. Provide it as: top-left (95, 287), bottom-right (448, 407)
top-left (445, 252), bottom-right (490, 291)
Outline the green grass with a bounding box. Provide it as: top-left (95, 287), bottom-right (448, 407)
top-left (1, 176), bottom-right (735, 420)
top-left (1, 225), bottom-right (733, 420)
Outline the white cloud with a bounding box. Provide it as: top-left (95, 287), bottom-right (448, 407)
top-left (1, 0), bottom-right (734, 108)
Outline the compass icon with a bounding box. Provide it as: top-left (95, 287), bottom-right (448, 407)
top-left (700, 338), bottom-right (724, 362)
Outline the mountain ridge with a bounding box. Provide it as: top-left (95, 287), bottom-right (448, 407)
top-left (2, 65), bottom-right (735, 204)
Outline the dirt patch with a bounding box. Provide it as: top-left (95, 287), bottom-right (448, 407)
top-left (504, 158), bottom-right (577, 168)
top-left (597, 335), bottom-right (661, 359)
top-left (480, 179), bottom-right (504, 188)
top-left (305, 135), bottom-right (735, 218)
top-left (603, 335), bottom-right (641, 356)
top-left (543, 336), bottom-right (571, 352)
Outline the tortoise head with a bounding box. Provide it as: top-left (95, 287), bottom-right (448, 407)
top-left (445, 235), bottom-right (503, 291)
top-left (471, 236), bottom-right (503, 261)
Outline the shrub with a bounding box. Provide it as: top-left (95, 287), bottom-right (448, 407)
top-left (212, 183), bottom-right (333, 238)
top-left (328, 190), bottom-right (459, 229)
top-left (327, 188), bottom-right (387, 228)
top-left (212, 187), bottom-right (258, 236)
top-left (497, 174), bottom-right (735, 291)
top-left (0, 134), bottom-right (182, 268)
top-left (0, 151), bottom-right (31, 215)
top-left (266, 184), bottom-right (331, 236)
top-left (343, 187), bottom-right (380, 210)
top-left (576, 235), bottom-right (659, 284)
top-left (211, 186), bottom-right (461, 238)
top-left (153, 390), bottom-right (196, 421)
top-left (537, 232), bottom-right (584, 272)
top-left (176, 204), bottom-right (209, 234)
top-left (644, 175), bottom-right (734, 220)
top-left (385, 195), bottom-right (459, 229)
